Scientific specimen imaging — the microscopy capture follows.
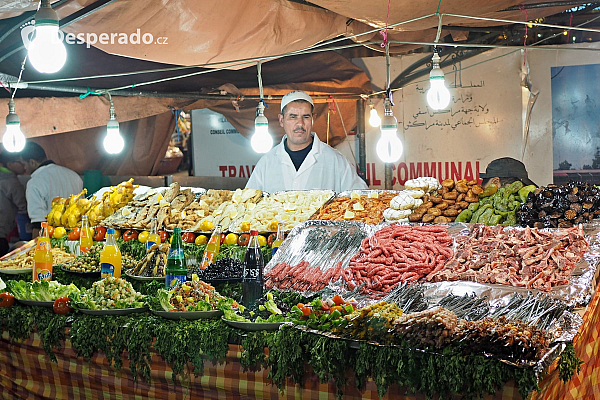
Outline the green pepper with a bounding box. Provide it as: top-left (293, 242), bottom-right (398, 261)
top-left (319, 313), bottom-right (330, 322)
top-left (478, 208), bottom-right (494, 225)
top-left (505, 180), bottom-right (524, 196)
top-left (518, 185), bottom-right (537, 202)
top-left (471, 204), bottom-right (492, 223)
top-left (481, 197), bottom-right (493, 205)
top-left (291, 306), bottom-right (303, 319)
top-left (455, 209), bottom-right (472, 223)
top-left (319, 322), bottom-right (332, 331)
top-left (468, 202), bottom-right (480, 212)
top-left (510, 200), bottom-right (522, 211)
top-left (501, 211), bottom-right (517, 226)
top-left (493, 196), bottom-right (508, 212)
top-left (487, 214), bottom-right (502, 226)
top-left (329, 310), bottom-right (342, 320)
top-left (508, 194), bottom-right (515, 202)
top-left (344, 304), bottom-right (354, 314)
top-left (480, 183), bottom-right (498, 198)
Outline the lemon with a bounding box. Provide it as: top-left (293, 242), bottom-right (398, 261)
top-left (258, 235), bottom-right (267, 247)
top-left (350, 192), bottom-right (360, 199)
top-left (268, 220), bottom-right (279, 231)
top-left (352, 202), bottom-right (365, 211)
top-left (195, 235), bottom-right (208, 245)
top-left (53, 226), bottom-right (67, 239)
top-left (343, 210), bottom-right (355, 219)
top-left (240, 222), bottom-right (251, 232)
top-left (201, 220), bottom-right (214, 231)
top-left (138, 231), bottom-right (149, 243)
top-left (225, 233), bottom-right (238, 245)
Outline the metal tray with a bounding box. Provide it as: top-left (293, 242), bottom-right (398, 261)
top-left (0, 268), bottom-right (32, 275)
top-left (309, 190), bottom-right (400, 224)
top-left (61, 265), bottom-right (100, 278)
top-left (221, 316), bottom-right (283, 331)
top-left (17, 299), bottom-right (54, 308)
top-left (78, 306), bottom-right (149, 316)
top-left (124, 269), bottom-right (164, 281)
top-left (152, 309), bottom-right (223, 320)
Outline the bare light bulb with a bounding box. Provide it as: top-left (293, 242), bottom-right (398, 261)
top-left (369, 106), bottom-right (381, 127)
top-left (426, 53), bottom-right (451, 110)
top-left (376, 101), bottom-right (403, 163)
top-left (104, 118), bottom-right (124, 154)
top-left (29, 1), bottom-right (66, 74)
top-left (251, 102), bottom-right (272, 153)
top-left (3, 100), bottom-right (26, 153)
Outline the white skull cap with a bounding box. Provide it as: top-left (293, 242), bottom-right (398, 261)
top-left (280, 90), bottom-right (314, 112)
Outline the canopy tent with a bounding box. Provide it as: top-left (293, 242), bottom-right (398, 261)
top-left (0, 0), bottom-right (588, 175)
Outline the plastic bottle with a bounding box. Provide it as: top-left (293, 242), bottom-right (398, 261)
top-left (100, 228), bottom-right (122, 278)
top-left (79, 215), bottom-right (93, 253)
top-left (33, 222), bottom-right (53, 282)
top-left (271, 222), bottom-right (285, 256)
top-left (165, 227), bottom-right (187, 289)
top-left (146, 217), bottom-right (160, 251)
top-left (200, 225), bottom-right (222, 269)
top-left (242, 230), bottom-right (264, 307)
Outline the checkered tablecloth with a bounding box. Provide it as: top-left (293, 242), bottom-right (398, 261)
top-left (2, 286), bottom-right (599, 400)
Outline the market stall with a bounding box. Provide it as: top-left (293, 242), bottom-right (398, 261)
top-left (0, 179), bottom-right (599, 399)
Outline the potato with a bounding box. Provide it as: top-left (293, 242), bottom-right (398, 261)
top-left (455, 183), bottom-right (469, 193)
top-left (443, 191), bottom-right (458, 200)
top-left (467, 180), bottom-right (478, 186)
top-left (456, 179), bottom-right (467, 185)
top-left (471, 185), bottom-right (484, 195)
top-left (409, 212), bottom-right (424, 222)
top-left (441, 186), bottom-right (449, 195)
top-left (414, 205), bottom-right (431, 214)
top-left (457, 193), bottom-right (466, 202)
top-left (443, 208), bottom-right (460, 217)
top-left (430, 196), bottom-right (443, 204)
top-left (428, 208), bottom-right (442, 216)
top-left (422, 214), bottom-right (436, 223)
top-left (435, 202), bottom-right (449, 210)
top-left (441, 179), bottom-right (455, 189)
top-left (457, 201), bottom-right (470, 209)
top-left (434, 216), bottom-right (452, 223)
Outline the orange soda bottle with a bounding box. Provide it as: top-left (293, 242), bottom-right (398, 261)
top-left (79, 215), bottom-right (93, 253)
top-left (33, 222), bottom-right (53, 282)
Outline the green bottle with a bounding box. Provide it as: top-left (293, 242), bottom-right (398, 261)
top-left (165, 228), bottom-right (187, 289)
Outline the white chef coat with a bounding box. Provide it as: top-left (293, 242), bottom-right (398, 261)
top-left (246, 134), bottom-right (368, 193)
top-left (26, 162), bottom-right (83, 223)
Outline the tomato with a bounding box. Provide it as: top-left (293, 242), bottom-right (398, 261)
top-left (123, 230), bottom-right (138, 242)
top-left (329, 305), bottom-right (343, 314)
top-left (267, 233), bottom-right (277, 247)
top-left (332, 295), bottom-right (344, 306)
top-left (53, 226), bottom-right (67, 239)
top-left (258, 235), bottom-right (267, 247)
top-left (0, 292), bottom-right (15, 308)
top-left (93, 226), bottom-right (107, 241)
top-left (138, 231), bottom-right (150, 243)
top-left (68, 227), bottom-right (81, 241)
top-left (53, 297), bottom-right (72, 314)
top-left (195, 234), bottom-right (208, 245)
top-left (159, 230), bottom-right (168, 243)
top-left (301, 306), bottom-right (312, 316)
top-left (47, 226), bottom-right (54, 238)
top-left (182, 232), bottom-right (196, 243)
top-left (224, 233), bottom-right (238, 246)
top-left (237, 233), bottom-right (250, 247)
top-left (220, 233), bottom-right (226, 245)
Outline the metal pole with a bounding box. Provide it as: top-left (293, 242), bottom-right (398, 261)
top-left (356, 99), bottom-right (367, 184)
top-left (385, 164), bottom-right (393, 189)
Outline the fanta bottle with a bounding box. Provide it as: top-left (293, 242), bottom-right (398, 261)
top-left (79, 215), bottom-right (93, 253)
top-left (100, 228), bottom-right (122, 278)
top-left (33, 222), bottom-right (53, 282)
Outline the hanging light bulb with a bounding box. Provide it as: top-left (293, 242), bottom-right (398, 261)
top-left (28, 0), bottom-right (67, 74)
top-left (103, 98), bottom-right (125, 154)
top-left (376, 98), bottom-right (403, 163)
top-left (369, 104), bottom-right (381, 127)
top-left (3, 99), bottom-right (26, 153)
top-left (251, 101), bottom-right (272, 153)
top-left (426, 52), bottom-right (451, 110)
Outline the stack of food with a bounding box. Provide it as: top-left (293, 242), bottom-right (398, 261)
top-left (311, 191), bottom-right (395, 224)
top-left (517, 181), bottom-right (600, 228)
top-left (71, 277), bottom-right (145, 310)
top-left (231, 190), bottom-right (332, 232)
top-left (154, 276), bottom-right (234, 312)
top-left (127, 243), bottom-right (170, 278)
top-left (0, 247), bottom-right (75, 272)
top-left (383, 177), bottom-right (441, 222)
top-left (62, 243), bottom-right (136, 274)
top-left (408, 179), bottom-right (482, 223)
top-left (176, 188), bottom-right (263, 232)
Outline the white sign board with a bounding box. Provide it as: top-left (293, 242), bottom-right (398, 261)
top-left (191, 109), bottom-right (262, 179)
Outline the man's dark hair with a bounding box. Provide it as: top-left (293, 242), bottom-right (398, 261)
top-left (0, 150), bottom-right (19, 166)
top-left (281, 100), bottom-right (314, 117)
top-left (19, 141), bottom-right (47, 163)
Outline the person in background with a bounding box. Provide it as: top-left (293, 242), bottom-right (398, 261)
top-left (18, 142), bottom-right (83, 238)
top-left (480, 157), bottom-right (536, 188)
top-left (0, 151), bottom-right (28, 256)
top-left (246, 90), bottom-right (368, 193)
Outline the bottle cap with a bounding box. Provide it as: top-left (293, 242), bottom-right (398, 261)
top-left (107, 228), bottom-right (115, 234)
top-left (173, 227), bottom-right (181, 234)
top-left (250, 229), bottom-right (258, 235)
top-left (41, 222), bottom-right (48, 228)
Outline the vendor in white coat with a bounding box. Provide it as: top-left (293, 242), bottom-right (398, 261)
top-left (246, 91), bottom-right (368, 192)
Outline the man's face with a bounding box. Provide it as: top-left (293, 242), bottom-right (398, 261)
top-left (7, 160), bottom-right (26, 175)
top-left (279, 101), bottom-right (313, 151)
top-left (19, 159), bottom-right (39, 175)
